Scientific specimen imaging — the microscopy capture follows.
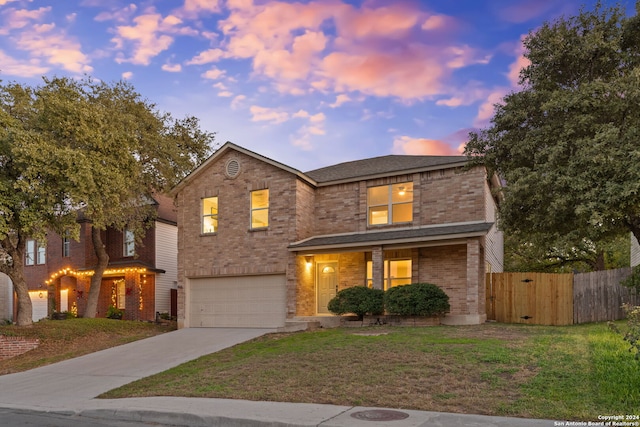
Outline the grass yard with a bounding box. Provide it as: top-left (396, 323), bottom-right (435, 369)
top-left (0, 318), bottom-right (175, 375)
top-left (100, 322), bottom-right (640, 421)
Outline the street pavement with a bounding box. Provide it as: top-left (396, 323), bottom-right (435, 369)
top-left (0, 327), bottom-right (561, 426)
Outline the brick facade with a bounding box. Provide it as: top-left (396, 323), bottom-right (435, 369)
top-left (174, 143), bottom-right (503, 327)
top-left (20, 198), bottom-right (174, 322)
top-left (0, 336), bottom-right (40, 360)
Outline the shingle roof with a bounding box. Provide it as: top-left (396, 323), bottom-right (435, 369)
top-left (288, 222), bottom-right (494, 251)
top-left (304, 155), bottom-right (467, 184)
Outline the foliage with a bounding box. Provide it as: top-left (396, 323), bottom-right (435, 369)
top-left (327, 286), bottom-right (384, 320)
top-left (106, 306), bottom-right (124, 320)
top-left (621, 265), bottom-right (640, 291)
top-left (384, 283), bottom-right (450, 317)
top-left (609, 304), bottom-right (640, 360)
top-left (0, 76), bottom-right (215, 324)
top-left (505, 233), bottom-right (631, 273)
top-left (465, 2), bottom-right (640, 247)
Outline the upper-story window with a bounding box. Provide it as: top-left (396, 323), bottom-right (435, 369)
top-left (123, 229), bottom-right (135, 257)
top-left (26, 239), bottom-right (46, 266)
top-left (250, 189), bottom-right (269, 229)
top-left (202, 197), bottom-right (218, 234)
top-left (367, 182), bottom-right (413, 225)
top-left (62, 232), bottom-right (70, 257)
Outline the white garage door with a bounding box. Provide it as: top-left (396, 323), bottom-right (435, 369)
top-left (189, 275), bottom-right (286, 328)
top-left (28, 291), bottom-right (48, 322)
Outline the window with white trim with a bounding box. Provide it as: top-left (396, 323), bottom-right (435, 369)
top-left (366, 259), bottom-right (412, 290)
top-left (62, 232), bottom-right (70, 257)
top-left (202, 197), bottom-right (218, 234)
top-left (26, 240), bottom-right (35, 266)
top-left (250, 189), bottom-right (269, 229)
top-left (123, 229), bottom-right (135, 257)
top-left (367, 182), bottom-right (413, 225)
top-left (26, 239), bottom-right (46, 266)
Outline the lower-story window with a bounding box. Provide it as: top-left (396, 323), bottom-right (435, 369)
top-left (112, 279), bottom-right (126, 310)
top-left (366, 259), bottom-right (412, 290)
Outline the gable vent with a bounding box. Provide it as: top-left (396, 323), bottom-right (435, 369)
top-left (225, 159), bottom-right (241, 178)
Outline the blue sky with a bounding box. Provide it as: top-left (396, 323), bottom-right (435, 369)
top-left (0, 0), bottom-right (632, 171)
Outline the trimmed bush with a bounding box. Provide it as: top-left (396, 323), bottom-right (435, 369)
top-left (384, 283), bottom-right (450, 317)
top-left (328, 286), bottom-right (385, 320)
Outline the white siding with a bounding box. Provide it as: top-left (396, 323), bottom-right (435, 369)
top-left (0, 274), bottom-right (12, 321)
top-left (155, 221), bottom-right (178, 314)
top-left (484, 180), bottom-right (504, 272)
top-left (631, 233), bottom-right (640, 267)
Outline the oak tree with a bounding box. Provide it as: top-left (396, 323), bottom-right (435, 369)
top-left (0, 77), bottom-right (214, 325)
top-left (466, 2), bottom-right (640, 251)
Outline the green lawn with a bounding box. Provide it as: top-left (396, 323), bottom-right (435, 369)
top-left (0, 318), bottom-right (175, 374)
top-left (100, 322), bottom-right (640, 421)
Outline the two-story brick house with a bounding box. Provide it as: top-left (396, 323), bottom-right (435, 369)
top-left (22, 195), bottom-right (178, 322)
top-left (172, 142), bottom-right (503, 329)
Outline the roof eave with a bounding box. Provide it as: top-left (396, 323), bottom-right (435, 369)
top-left (313, 160), bottom-right (471, 186)
top-left (288, 230), bottom-right (489, 252)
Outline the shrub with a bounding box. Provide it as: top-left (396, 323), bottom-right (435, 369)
top-left (328, 286), bottom-right (384, 320)
top-left (609, 304), bottom-right (640, 360)
top-left (106, 305), bottom-right (124, 320)
top-left (384, 283), bottom-right (450, 317)
top-left (621, 266), bottom-right (640, 291)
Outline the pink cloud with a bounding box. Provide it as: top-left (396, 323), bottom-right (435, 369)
top-left (335, 3), bottom-right (420, 39)
top-left (187, 48), bottom-right (224, 65)
top-left (0, 6), bottom-right (91, 74)
top-left (112, 10), bottom-right (196, 65)
top-left (496, 0), bottom-right (556, 23)
top-left (0, 50), bottom-right (48, 76)
top-left (218, 0), bottom-right (480, 100)
top-left (0, 6), bottom-right (51, 34)
top-left (162, 63), bottom-right (181, 72)
top-left (392, 136), bottom-right (462, 156)
top-left (176, 0), bottom-right (222, 18)
top-left (474, 88), bottom-right (509, 127)
top-left (507, 36), bottom-right (530, 86)
top-left (249, 105), bottom-right (289, 124)
top-left (422, 14), bottom-right (456, 31)
top-left (94, 4), bottom-right (138, 23)
top-left (322, 46), bottom-right (445, 99)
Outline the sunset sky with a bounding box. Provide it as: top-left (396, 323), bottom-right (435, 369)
top-left (0, 0), bottom-right (631, 170)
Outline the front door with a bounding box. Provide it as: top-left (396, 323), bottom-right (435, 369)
top-left (317, 262), bottom-right (338, 314)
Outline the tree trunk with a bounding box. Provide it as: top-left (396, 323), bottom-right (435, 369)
top-left (593, 251), bottom-right (606, 271)
top-left (1, 236), bottom-right (33, 326)
top-left (84, 226), bottom-right (109, 318)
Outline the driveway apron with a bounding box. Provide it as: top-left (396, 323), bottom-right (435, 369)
top-left (0, 327), bottom-right (273, 412)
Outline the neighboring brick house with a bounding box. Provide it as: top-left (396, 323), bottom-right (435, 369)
top-left (21, 195), bottom-right (178, 322)
top-left (171, 142), bottom-right (503, 329)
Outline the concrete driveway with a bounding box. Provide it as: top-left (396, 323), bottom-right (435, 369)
top-left (0, 327), bottom-right (274, 412)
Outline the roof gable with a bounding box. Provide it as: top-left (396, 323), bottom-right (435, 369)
top-left (170, 142), bottom-right (316, 196)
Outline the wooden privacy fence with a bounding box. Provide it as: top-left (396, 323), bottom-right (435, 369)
top-left (486, 268), bottom-right (640, 325)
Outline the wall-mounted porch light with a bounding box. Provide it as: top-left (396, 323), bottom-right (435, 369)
top-left (304, 255), bottom-right (313, 267)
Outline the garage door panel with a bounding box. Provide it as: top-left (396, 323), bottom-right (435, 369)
top-left (190, 275), bottom-right (286, 328)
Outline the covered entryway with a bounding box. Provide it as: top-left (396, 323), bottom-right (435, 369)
top-left (189, 275), bottom-right (286, 328)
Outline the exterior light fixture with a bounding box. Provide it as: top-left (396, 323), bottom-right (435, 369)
top-left (304, 256), bottom-right (313, 267)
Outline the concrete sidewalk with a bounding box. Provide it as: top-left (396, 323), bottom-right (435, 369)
top-left (0, 327), bottom-right (558, 427)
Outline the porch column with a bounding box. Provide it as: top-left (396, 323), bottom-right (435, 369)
top-left (465, 238), bottom-right (485, 321)
top-left (372, 246), bottom-right (384, 290)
